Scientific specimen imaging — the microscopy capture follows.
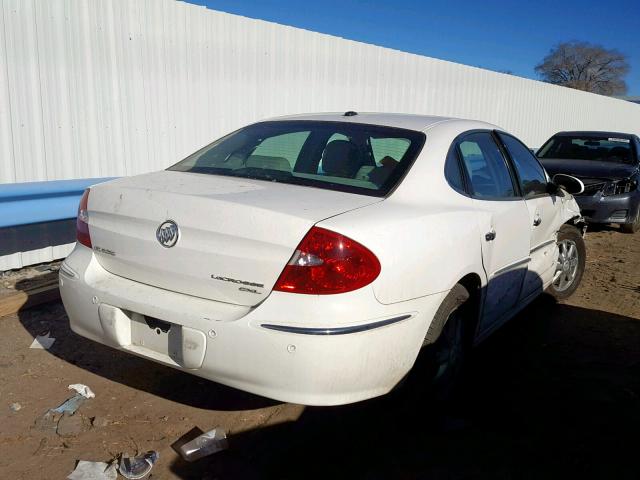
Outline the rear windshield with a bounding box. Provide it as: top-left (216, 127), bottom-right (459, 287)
top-left (168, 121), bottom-right (426, 197)
top-left (537, 135), bottom-right (635, 164)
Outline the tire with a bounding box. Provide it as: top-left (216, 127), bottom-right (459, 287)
top-left (422, 284), bottom-right (471, 400)
top-left (547, 224), bottom-right (586, 300)
top-left (621, 209), bottom-right (640, 234)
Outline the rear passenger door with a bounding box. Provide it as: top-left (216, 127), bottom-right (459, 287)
top-left (496, 132), bottom-right (560, 299)
top-left (455, 132), bottom-right (530, 332)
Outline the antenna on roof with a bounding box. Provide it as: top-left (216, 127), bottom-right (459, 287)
top-left (343, 111), bottom-right (358, 117)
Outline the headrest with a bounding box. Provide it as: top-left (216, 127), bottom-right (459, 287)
top-left (321, 140), bottom-right (361, 177)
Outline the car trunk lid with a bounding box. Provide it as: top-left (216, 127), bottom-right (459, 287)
top-left (87, 171), bottom-right (381, 306)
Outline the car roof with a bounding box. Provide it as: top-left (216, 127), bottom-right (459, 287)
top-left (553, 131), bottom-right (636, 138)
top-left (262, 112), bottom-right (497, 133)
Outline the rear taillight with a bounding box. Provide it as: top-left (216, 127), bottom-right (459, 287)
top-left (76, 189), bottom-right (91, 248)
top-left (273, 227), bottom-right (381, 294)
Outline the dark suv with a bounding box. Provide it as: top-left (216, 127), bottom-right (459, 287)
top-left (537, 131), bottom-right (640, 233)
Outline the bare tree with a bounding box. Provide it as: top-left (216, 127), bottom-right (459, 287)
top-left (535, 41), bottom-right (629, 96)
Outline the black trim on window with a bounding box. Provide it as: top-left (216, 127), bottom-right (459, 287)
top-left (490, 130), bottom-right (524, 198)
top-left (494, 130), bottom-right (551, 200)
top-left (444, 142), bottom-right (469, 196)
top-left (449, 129), bottom-right (523, 201)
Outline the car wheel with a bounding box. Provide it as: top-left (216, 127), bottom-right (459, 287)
top-left (424, 284), bottom-right (471, 400)
top-left (621, 209), bottom-right (640, 234)
top-left (547, 225), bottom-right (586, 300)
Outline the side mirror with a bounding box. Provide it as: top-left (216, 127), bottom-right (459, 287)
top-left (551, 174), bottom-right (585, 195)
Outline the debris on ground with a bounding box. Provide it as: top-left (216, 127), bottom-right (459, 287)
top-left (34, 264), bottom-right (60, 273)
top-left (52, 393), bottom-right (88, 416)
top-left (9, 402), bottom-right (22, 412)
top-left (68, 384), bottom-right (96, 399)
top-left (35, 384), bottom-right (95, 435)
top-left (29, 332), bottom-right (56, 350)
top-left (57, 413), bottom-right (91, 437)
top-left (0, 261), bottom-right (61, 287)
top-left (175, 427), bottom-right (228, 462)
top-left (67, 460), bottom-right (117, 480)
top-left (118, 451), bottom-right (159, 479)
top-left (51, 384), bottom-right (95, 415)
top-left (34, 410), bottom-right (63, 432)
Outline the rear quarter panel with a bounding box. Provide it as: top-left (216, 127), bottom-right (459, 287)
top-left (319, 198), bottom-right (484, 304)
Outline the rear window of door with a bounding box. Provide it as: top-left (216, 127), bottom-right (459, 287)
top-left (457, 132), bottom-right (517, 199)
top-left (497, 132), bottom-right (548, 198)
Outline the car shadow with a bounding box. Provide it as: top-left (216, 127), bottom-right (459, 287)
top-left (15, 297), bottom-right (279, 411)
top-left (161, 295), bottom-right (639, 479)
top-left (15, 280), bottom-right (640, 478)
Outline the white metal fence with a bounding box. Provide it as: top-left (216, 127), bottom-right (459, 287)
top-left (1, 0), bottom-right (639, 269)
top-left (2, 0), bottom-right (639, 185)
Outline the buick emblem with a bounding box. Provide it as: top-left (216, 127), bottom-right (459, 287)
top-left (156, 220), bottom-right (180, 248)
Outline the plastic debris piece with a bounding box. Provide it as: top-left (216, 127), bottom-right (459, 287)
top-left (118, 451), bottom-right (159, 479)
top-left (35, 264), bottom-right (59, 272)
top-left (30, 333), bottom-right (56, 350)
top-left (34, 410), bottom-right (62, 432)
top-left (67, 461), bottom-right (117, 480)
top-left (57, 413), bottom-right (91, 437)
top-left (52, 393), bottom-right (87, 415)
top-left (68, 384), bottom-right (96, 399)
top-left (9, 402), bottom-right (22, 412)
top-left (37, 385), bottom-right (95, 433)
top-left (178, 428), bottom-right (228, 462)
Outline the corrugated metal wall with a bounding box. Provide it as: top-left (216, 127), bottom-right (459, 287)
top-left (1, 0), bottom-right (639, 269)
top-left (2, 0), bottom-right (639, 185)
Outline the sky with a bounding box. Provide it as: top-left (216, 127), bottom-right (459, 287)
top-left (187, 0), bottom-right (640, 96)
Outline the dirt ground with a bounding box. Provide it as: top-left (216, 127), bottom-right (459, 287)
top-left (1, 227), bottom-right (639, 480)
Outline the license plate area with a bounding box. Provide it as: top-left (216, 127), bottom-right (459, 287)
top-left (131, 314), bottom-right (179, 356)
top-left (98, 304), bottom-right (207, 369)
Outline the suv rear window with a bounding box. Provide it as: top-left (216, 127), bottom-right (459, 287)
top-left (168, 121), bottom-right (426, 197)
top-left (538, 135), bottom-right (635, 164)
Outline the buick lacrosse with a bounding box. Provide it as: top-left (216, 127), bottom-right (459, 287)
top-left (60, 113), bottom-right (586, 405)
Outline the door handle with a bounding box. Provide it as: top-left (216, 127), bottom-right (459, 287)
top-left (485, 229), bottom-right (496, 241)
top-left (533, 216), bottom-right (542, 227)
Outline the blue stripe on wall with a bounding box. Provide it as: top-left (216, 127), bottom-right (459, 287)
top-left (0, 178), bottom-right (116, 228)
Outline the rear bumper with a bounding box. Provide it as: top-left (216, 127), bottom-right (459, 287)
top-left (59, 245), bottom-right (446, 406)
top-left (575, 191), bottom-right (640, 224)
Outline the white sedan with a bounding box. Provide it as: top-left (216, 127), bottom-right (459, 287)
top-left (60, 113), bottom-right (586, 406)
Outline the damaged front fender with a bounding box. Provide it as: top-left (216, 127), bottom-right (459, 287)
top-left (559, 193), bottom-right (587, 235)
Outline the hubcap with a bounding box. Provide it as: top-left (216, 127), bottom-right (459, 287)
top-left (552, 239), bottom-right (579, 292)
